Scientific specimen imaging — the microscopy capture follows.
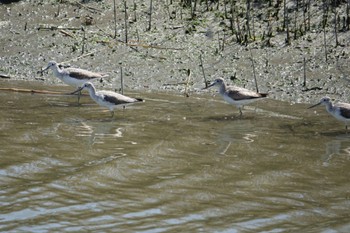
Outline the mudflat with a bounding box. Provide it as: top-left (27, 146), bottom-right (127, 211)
top-left (1, 0), bottom-right (349, 103)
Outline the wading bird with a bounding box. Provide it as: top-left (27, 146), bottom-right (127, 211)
top-left (203, 77), bottom-right (268, 117)
top-left (42, 61), bottom-right (108, 103)
top-left (308, 96), bottom-right (350, 132)
top-left (73, 82), bottom-right (144, 117)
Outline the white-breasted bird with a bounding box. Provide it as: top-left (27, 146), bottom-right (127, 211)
top-left (42, 61), bottom-right (108, 103)
top-left (204, 77), bottom-right (268, 117)
top-left (308, 96), bottom-right (350, 131)
top-left (73, 82), bottom-right (144, 117)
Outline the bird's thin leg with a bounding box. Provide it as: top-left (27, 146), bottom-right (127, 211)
top-left (346, 125), bottom-right (348, 134)
top-left (71, 87), bottom-right (82, 104)
top-left (239, 107), bottom-right (243, 118)
top-left (77, 90), bottom-right (81, 104)
top-left (111, 111), bottom-right (115, 117)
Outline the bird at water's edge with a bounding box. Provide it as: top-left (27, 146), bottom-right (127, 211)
top-left (308, 96), bottom-right (350, 132)
top-left (203, 77), bottom-right (268, 117)
top-left (73, 82), bottom-right (144, 117)
top-left (42, 61), bottom-right (108, 103)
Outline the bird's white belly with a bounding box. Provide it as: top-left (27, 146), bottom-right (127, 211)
top-left (332, 109), bottom-right (350, 123)
top-left (222, 94), bottom-right (262, 107)
top-left (61, 75), bottom-right (86, 87)
top-left (222, 94), bottom-right (239, 106)
top-left (95, 97), bottom-right (112, 108)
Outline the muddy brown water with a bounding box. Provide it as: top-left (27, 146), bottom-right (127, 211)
top-left (1, 81), bottom-right (350, 232)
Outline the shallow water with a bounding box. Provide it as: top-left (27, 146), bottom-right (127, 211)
top-left (1, 81), bottom-right (350, 232)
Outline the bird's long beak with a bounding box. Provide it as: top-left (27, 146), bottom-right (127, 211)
top-left (38, 65), bottom-right (50, 74)
top-left (71, 86), bottom-right (85, 95)
top-left (308, 102), bottom-right (322, 109)
top-left (42, 65), bottom-right (50, 72)
top-left (202, 82), bottom-right (216, 90)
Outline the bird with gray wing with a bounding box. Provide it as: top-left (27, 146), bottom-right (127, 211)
top-left (73, 82), bottom-right (144, 117)
top-left (204, 77), bottom-right (268, 117)
top-left (42, 61), bottom-right (108, 103)
top-left (309, 96), bottom-right (350, 132)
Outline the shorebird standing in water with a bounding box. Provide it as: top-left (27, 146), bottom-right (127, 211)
top-left (203, 77), bottom-right (268, 117)
top-left (308, 96), bottom-right (350, 132)
top-left (42, 61), bottom-right (108, 103)
top-left (73, 82), bottom-right (144, 117)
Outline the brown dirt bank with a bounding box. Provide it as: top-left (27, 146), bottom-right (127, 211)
top-left (1, 0), bottom-right (349, 104)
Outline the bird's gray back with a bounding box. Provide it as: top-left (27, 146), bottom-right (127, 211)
top-left (337, 103), bottom-right (350, 119)
top-left (66, 68), bottom-right (104, 80)
top-left (226, 86), bottom-right (266, 100)
top-left (101, 91), bottom-right (139, 105)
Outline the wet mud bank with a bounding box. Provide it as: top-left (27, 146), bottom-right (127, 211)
top-left (1, 0), bottom-right (350, 104)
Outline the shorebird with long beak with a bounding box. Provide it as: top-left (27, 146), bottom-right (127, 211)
top-left (41, 61), bottom-right (108, 103)
top-left (73, 82), bottom-right (144, 117)
top-left (203, 77), bottom-right (268, 117)
top-left (308, 96), bottom-right (350, 132)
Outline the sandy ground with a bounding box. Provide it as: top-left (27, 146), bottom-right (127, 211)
top-left (0, 0), bottom-right (349, 104)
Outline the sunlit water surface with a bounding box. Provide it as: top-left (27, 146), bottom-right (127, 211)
top-left (1, 81), bottom-right (350, 232)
